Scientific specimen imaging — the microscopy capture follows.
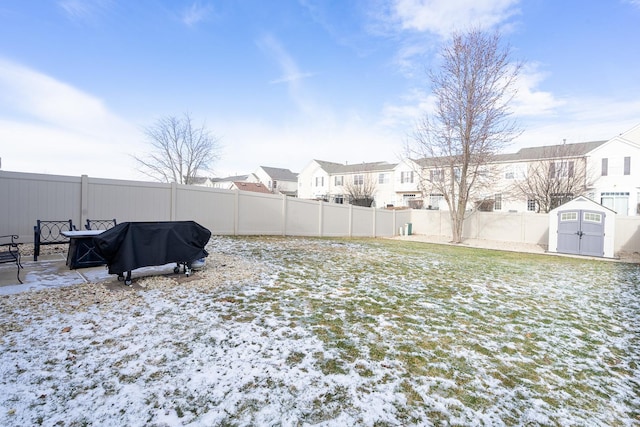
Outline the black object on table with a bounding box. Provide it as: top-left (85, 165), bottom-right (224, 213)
top-left (61, 230), bottom-right (107, 269)
top-left (92, 221), bottom-right (211, 285)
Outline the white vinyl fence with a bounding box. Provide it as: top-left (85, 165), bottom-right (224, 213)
top-left (1, 171), bottom-right (638, 255)
top-left (0, 171), bottom-right (409, 242)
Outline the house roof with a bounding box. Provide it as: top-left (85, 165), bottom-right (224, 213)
top-left (232, 181), bottom-right (272, 194)
top-left (496, 140), bottom-right (606, 162)
top-left (188, 176), bottom-right (210, 185)
top-left (314, 160), bottom-right (398, 174)
top-left (413, 140), bottom-right (607, 167)
top-left (259, 166), bottom-right (298, 181)
top-left (212, 174), bottom-right (250, 182)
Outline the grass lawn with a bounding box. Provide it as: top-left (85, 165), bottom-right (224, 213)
top-left (1, 236), bottom-right (639, 426)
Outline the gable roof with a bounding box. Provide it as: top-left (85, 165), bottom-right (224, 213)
top-left (259, 166), bottom-right (298, 181)
top-left (314, 160), bottom-right (398, 174)
top-left (497, 140), bottom-right (606, 162)
top-left (188, 176), bottom-right (211, 185)
top-left (232, 181), bottom-right (272, 194)
top-left (212, 174), bottom-right (250, 182)
top-left (413, 140), bottom-right (606, 167)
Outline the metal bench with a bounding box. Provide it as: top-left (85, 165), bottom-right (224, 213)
top-left (33, 220), bottom-right (75, 261)
top-left (0, 234), bottom-right (23, 284)
top-left (85, 219), bottom-right (117, 231)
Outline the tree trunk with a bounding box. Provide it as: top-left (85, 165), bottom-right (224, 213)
top-left (450, 209), bottom-right (464, 243)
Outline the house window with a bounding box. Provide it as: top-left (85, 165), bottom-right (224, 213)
top-left (494, 194), bottom-right (502, 210)
top-left (504, 165), bottom-right (525, 180)
top-left (550, 161), bottom-right (574, 178)
top-left (601, 192), bottom-right (629, 215)
top-left (403, 194), bottom-right (416, 206)
top-left (353, 174), bottom-right (364, 185)
top-left (601, 158), bottom-right (608, 176)
top-left (429, 194), bottom-right (444, 210)
top-left (429, 169), bottom-right (444, 182)
top-left (334, 176), bottom-right (343, 186)
top-left (271, 180), bottom-right (277, 190)
top-left (333, 195), bottom-right (344, 204)
top-left (315, 177), bottom-right (324, 187)
top-left (527, 199), bottom-right (536, 211)
top-left (551, 193), bottom-right (573, 210)
top-left (378, 173), bottom-right (389, 184)
top-left (505, 169), bottom-right (514, 180)
top-left (624, 157), bottom-right (631, 175)
top-left (401, 171), bottom-right (414, 184)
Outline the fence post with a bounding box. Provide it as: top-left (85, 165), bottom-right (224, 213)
top-left (393, 209), bottom-right (397, 236)
top-left (170, 182), bottom-right (177, 221)
top-left (80, 174), bottom-right (89, 228)
top-left (318, 200), bottom-right (324, 237)
top-left (349, 204), bottom-right (353, 237)
top-left (234, 189), bottom-right (239, 236)
top-left (372, 207), bottom-right (377, 237)
top-left (282, 193), bottom-right (287, 236)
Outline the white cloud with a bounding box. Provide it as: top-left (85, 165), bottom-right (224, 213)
top-left (624, 0), bottom-right (640, 8)
top-left (256, 34), bottom-right (317, 115)
top-left (57, 0), bottom-right (113, 22)
top-left (0, 58), bottom-right (145, 180)
top-left (513, 97), bottom-right (640, 149)
top-left (391, 0), bottom-right (521, 37)
top-left (181, 2), bottom-right (212, 27)
top-left (511, 63), bottom-right (565, 117)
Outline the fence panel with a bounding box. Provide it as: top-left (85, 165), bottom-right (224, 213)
top-left (352, 206), bottom-right (374, 237)
top-left (0, 172), bottom-right (81, 239)
top-left (237, 192), bottom-right (283, 235)
top-left (286, 198), bottom-right (321, 236)
top-left (175, 185), bottom-right (236, 234)
top-left (322, 203), bottom-right (350, 237)
top-left (87, 178), bottom-right (171, 224)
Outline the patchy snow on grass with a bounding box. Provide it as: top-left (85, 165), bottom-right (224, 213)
top-left (1, 236), bottom-right (639, 426)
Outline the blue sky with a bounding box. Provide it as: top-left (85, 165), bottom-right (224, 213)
top-left (1, 0), bottom-right (639, 180)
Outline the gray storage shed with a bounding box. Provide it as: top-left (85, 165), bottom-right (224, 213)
top-left (548, 196), bottom-right (616, 258)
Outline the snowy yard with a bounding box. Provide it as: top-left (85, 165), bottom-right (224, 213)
top-left (1, 236), bottom-right (639, 426)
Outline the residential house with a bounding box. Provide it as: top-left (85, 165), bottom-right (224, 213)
top-left (585, 123), bottom-right (640, 215)
top-left (297, 124), bottom-right (640, 215)
top-left (210, 174), bottom-right (257, 190)
top-left (407, 123), bottom-right (640, 215)
top-left (189, 176), bottom-right (214, 187)
top-left (253, 166), bottom-right (298, 196)
top-left (298, 160), bottom-right (397, 207)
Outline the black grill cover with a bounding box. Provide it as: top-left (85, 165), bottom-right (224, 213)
top-left (93, 221), bottom-right (211, 275)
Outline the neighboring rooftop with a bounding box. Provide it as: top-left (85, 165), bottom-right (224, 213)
top-left (259, 166), bottom-right (298, 181)
top-left (232, 181), bottom-right (272, 194)
top-left (314, 160), bottom-right (398, 174)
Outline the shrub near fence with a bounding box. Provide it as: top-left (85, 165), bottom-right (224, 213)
top-left (1, 170), bottom-right (638, 254)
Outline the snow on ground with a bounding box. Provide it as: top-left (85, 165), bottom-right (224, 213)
top-left (1, 236), bottom-right (639, 426)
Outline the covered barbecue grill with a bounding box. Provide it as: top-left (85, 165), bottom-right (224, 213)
top-left (93, 221), bottom-right (211, 285)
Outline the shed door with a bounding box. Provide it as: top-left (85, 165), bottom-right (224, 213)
top-left (557, 210), bottom-right (605, 257)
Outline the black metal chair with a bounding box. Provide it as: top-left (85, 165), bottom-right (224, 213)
top-left (33, 220), bottom-right (74, 261)
top-left (85, 219), bottom-right (117, 231)
top-left (0, 234), bottom-right (23, 283)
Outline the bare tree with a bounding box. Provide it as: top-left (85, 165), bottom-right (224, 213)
top-left (407, 29), bottom-right (521, 243)
top-left (134, 113), bottom-right (221, 184)
top-left (511, 143), bottom-right (593, 213)
top-left (343, 172), bottom-right (377, 207)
